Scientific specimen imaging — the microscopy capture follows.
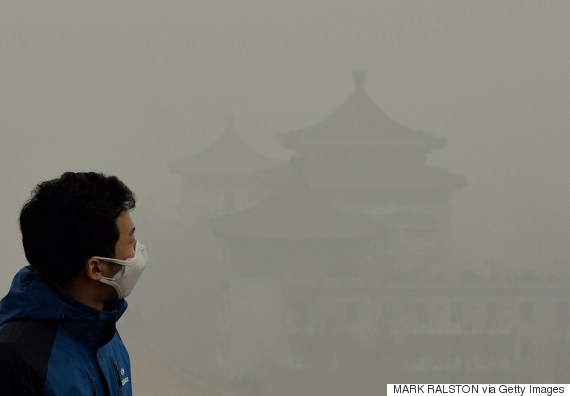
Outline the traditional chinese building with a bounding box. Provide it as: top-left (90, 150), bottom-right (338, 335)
top-left (277, 70), bottom-right (465, 218)
top-left (171, 72), bottom-right (570, 395)
top-left (277, 71), bottom-right (465, 269)
top-left (170, 115), bottom-right (282, 216)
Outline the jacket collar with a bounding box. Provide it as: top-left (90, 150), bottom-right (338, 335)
top-left (0, 266), bottom-right (127, 347)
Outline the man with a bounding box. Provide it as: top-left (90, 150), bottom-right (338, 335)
top-left (0, 172), bottom-right (147, 395)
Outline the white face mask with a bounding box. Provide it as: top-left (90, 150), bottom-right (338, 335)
top-left (93, 241), bottom-right (148, 299)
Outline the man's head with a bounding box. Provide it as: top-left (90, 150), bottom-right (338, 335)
top-left (19, 172), bottom-right (136, 286)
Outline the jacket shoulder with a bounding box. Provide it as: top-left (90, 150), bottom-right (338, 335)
top-left (0, 319), bottom-right (58, 395)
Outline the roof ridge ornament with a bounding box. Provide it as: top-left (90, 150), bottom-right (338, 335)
top-left (353, 69), bottom-right (367, 92)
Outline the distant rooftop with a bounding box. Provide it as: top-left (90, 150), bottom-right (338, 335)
top-left (170, 115), bottom-right (281, 177)
top-left (277, 70), bottom-right (445, 150)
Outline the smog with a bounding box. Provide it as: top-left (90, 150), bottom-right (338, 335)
top-left (1, 1), bottom-right (569, 395)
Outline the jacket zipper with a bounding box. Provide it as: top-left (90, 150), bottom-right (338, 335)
top-left (88, 375), bottom-right (96, 396)
top-left (113, 362), bottom-right (124, 396)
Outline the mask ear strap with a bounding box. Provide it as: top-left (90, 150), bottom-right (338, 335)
top-left (93, 257), bottom-right (131, 266)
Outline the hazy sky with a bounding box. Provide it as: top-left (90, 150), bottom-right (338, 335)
top-left (1, 1), bottom-right (569, 291)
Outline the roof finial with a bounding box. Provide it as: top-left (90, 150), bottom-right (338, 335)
top-left (224, 114), bottom-right (235, 133)
top-left (353, 70), bottom-right (367, 92)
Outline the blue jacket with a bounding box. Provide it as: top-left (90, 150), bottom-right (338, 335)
top-left (0, 266), bottom-right (132, 396)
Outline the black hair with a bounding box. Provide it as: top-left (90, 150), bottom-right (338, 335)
top-left (19, 172), bottom-right (136, 284)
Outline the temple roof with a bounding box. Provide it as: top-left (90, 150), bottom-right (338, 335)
top-left (170, 116), bottom-right (281, 176)
top-left (211, 161), bottom-right (377, 239)
top-left (277, 71), bottom-right (445, 150)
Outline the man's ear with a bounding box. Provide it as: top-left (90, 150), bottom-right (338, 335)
top-left (85, 258), bottom-right (104, 281)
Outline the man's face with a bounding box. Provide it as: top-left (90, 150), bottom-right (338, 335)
top-left (114, 211), bottom-right (137, 261)
top-left (103, 211), bottom-right (137, 280)
top-left (87, 210), bottom-right (139, 303)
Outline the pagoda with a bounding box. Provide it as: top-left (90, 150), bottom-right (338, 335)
top-left (170, 115), bottom-right (282, 215)
top-left (276, 71), bottom-right (465, 270)
top-left (276, 70), bottom-right (465, 219)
